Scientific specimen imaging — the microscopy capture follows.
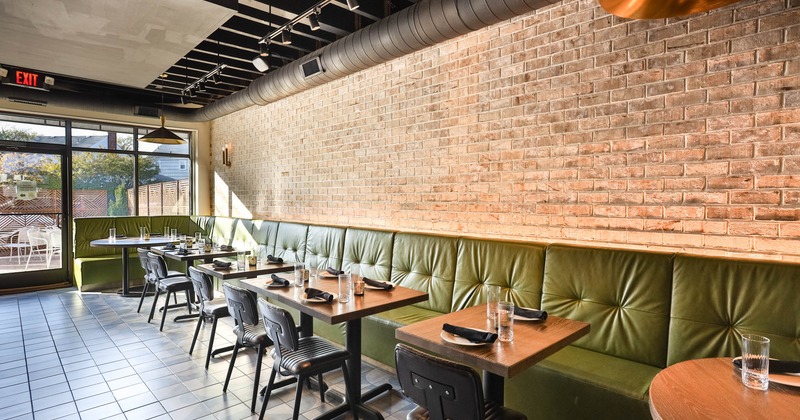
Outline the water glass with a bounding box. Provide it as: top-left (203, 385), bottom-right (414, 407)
top-left (307, 255), bottom-right (318, 286)
top-left (140, 226), bottom-right (147, 240)
top-left (109, 228), bottom-right (116, 242)
top-left (742, 334), bottom-right (770, 390)
top-left (171, 228), bottom-right (178, 240)
top-left (236, 252), bottom-right (246, 270)
top-left (163, 226), bottom-right (169, 238)
top-left (487, 285), bottom-right (501, 321)
top-left (198, 239), bottom-right (206, 253)
top-left (351, 265), bottom-right (364, 296)
top-left (195, 232), bottom-right (202, 243)
top-left (179, 235), bottom-right (187, 250)
top-left (294, 263), bottom-right (306, 287)
top-left (497, 301), bottom-right (514, 342)
top-left (338, 273), bottom-right (352, 303)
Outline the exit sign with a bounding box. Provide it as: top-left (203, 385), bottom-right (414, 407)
top-left (1, 67), bottom-right (52, 91)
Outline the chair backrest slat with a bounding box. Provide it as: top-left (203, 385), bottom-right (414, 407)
top-left (257, 298), bottom-right (299, 357)
top-left (223, 283), bottom-right (260, 328)
top-left (188, 266), bottom-right (214, 304)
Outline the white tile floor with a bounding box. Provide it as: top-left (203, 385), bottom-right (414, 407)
top-left (0, 288), bottom-right (417, 420)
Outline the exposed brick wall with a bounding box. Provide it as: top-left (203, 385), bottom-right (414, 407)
top-left (211, 0), bottom-right (800, 261)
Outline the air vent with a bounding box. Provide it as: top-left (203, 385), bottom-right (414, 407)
top-left (301, 56), bottom-right (324, 78)
top-left (134, 105), bottom-right (160, 117)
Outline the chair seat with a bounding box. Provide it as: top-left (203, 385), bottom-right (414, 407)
top-left (202, 299), bottom-right (230, 317)
top-left (233, 323), bottom-right (270, 347)
top-left (279, 336), bottom-right (351, 375)
top-left (406, 402), bottom-right (527, 420)
top-left (166, 270), bottom-right (184, 278)
top-left (158, 276), bottom-right (192, 292)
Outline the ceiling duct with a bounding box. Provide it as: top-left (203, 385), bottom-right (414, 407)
top-left (189, 0), bottom-right (557, 121)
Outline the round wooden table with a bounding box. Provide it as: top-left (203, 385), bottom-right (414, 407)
top-left (650, 358), bottom-right (800, 420)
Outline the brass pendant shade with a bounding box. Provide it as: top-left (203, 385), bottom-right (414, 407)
top-left (598, 0), bottom-right (743, 19)
top-left (139, 115), bottom-right (185, 144)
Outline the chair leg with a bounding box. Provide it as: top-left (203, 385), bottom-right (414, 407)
top-left (292, 374), bottom-right (305, 420)
top-left (258, 367), bottom-right (279, 420)
top-left (250, 343), bottom-right (265, 413)
top-left (148, 289), bottom-right (161, 323)
top-left (205, 316), bottom-right (219, 369)
top-left (223, 343), bottom-right (240, 392)
top-left (137, 282), bottom-right (150, 313)
top-left (340, 363), bottom-right (359, 420)
top-left (189, 314), bottom-right (204, 355)
top-left (159, 291), bottom-right (172, 331)
top-left (185, 290), bottom-right (193, 314)
top-left (318, 373), bottom-right (325, 402)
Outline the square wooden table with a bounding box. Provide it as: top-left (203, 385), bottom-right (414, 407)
top-left (234, 276), bottom-right (428, 420)
top-left (195, 261), bottom-right (293, 280)
top-left (395, 304), bottom-right (590, 404)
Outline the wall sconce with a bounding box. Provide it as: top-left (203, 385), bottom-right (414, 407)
top-left (222, 144), bottom-right (232, 167)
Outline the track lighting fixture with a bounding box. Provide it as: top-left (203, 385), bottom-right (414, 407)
top-left (252, 55), bottom-right (270, 72)
top-left (347, 0), bottom-right (360, 11)
top-left (309, 9), bottom-right (320, 31)
top-left (181, 63), bottom-right (226, 98)
top-left (259, 42), bottom-right (270, 57)
top-left (279, 26), bottom-right (292, 45)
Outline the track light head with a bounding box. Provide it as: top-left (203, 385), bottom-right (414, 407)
top-left (309, 11), bottom-right (320, 31)
top-left (280, 27), bottom-right (292, 45)
top-left (252, 55), bottom-right (270, 72)
top-left (259, 42), bottom-right (270, 57)
top-left (346, 0), bottom-right (359, 11)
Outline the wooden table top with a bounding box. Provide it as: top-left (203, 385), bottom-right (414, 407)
top-left (195, 262), bottom-right (293, 280)
top-left (90, 237), bottom-right (174, 248)
top-left (235, 277), bottom-right (429, 325)
top-left (151, 246), bottom-right (238, 261)
top-left (395, 304), bottom-right (590, 378)
top-left (650, 357), bottom-right (800, 420)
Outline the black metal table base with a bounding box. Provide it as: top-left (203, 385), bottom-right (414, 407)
top-left (314, 383), bottom-right (392, 420)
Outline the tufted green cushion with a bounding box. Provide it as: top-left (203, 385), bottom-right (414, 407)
top-left (231, 218), bottom-right (256, 251)
top-left (251, 219), bottom-right (279, 257)
top-left (306, 225), bottom-right (346, 270)
top-left (342, 228), bottom-right (394, 282)
top-left (668, 254), bottom-right (800, 365)
top-left (274, 222), bottom-right (308, 263)
top-left (74, 217), bottom-right (117, 258)
top-left (149, 216), bottom-right (190, 236)
top-left (211, 217), bottom-right (237, 246)
top-left (391, 233), bottom-right (457, 313)
top-left (452, 237), bottom-right (546, 313)
top-left (542, 244), bottom-right (674, 368)
top-left (113, 216), bottom-right (151, 237)
top-left (190, 215), bottom-right (215, 237)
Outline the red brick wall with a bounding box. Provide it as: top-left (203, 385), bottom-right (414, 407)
top-left (211, 0), bottom-right (800, 261)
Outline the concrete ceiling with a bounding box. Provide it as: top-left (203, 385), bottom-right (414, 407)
top-left (0, 0), bottom-right (236, 89)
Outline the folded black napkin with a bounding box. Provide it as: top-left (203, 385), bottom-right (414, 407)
top-left (326, 267), bottom-right (344, 275)
top-left (733, 358), bottom-right (800, 374)
top-left (267, 255), bottom-right (284, 264)
top-left (176, 249), bottom-right (191, 255)
top-left (212, 259), bottom-right (231, 268)
top-left (363, 277), bottom-right (394, 290)
top-left (514, 307), bottom-right (548, 320)
top-left (219, 245), bottom-right (233, 251)
top-left (115, 234), bottom-right (126, 238)
top-left (163, 243), bottom-right (176, 250)
top-left (443, 323), bottom-right (497, 344)
top-left (305, 287), bottom-right (335, 303)
top-left (270, 274), bottom-right (289, 287)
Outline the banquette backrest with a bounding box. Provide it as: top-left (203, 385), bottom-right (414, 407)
top-left (274, 222), bottom-right (308, 263)
top-left (541, 245), bottom-right (674, 368)
top-left (306, 225), bottom-right (346, 270)
top-left (391, 232), bottom-right (458, 313)
top-left (668, 254), bottom-right (800, 365)
top-left (343, 227), bottom-right (394, 282)
top-left (452, 237), bottom-right (546, 313)
top-left (250, 219), bottom-right (279, 257)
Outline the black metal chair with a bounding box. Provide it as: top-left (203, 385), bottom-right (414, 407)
top-left (257, 298), bottom-right (358, 420)
top-left (187, 266), bottom-right (231, 369)
top-left (395, 344), bottom-right (527, 420)
top-left (146, 252), bottom-right (195, 331)
top-left (222, 283), bottom-right (272, 413)
top-left (136, 248), bottom-right (183, 313)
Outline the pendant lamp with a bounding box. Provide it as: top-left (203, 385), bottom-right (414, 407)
top-left (139, 75), bottom-right (185, 144)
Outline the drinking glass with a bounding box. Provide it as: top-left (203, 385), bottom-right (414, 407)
top-left (307, 255), bottom-right (318, 287)
top-left (486, 285), bottom-right (501, 321)
top-left (179, 235), bottom-right (187, 250)
top-left (236, 251), bottom-right (246, 270)
top-left (294, 263), bottom-right (305, 287)
top-left (351, 265), bottom-right (364, 295)
top-left (742, 334), bottom-right (770, 390)
top-left (109, 228), bottom-right (116, 242)
top-left (195, 232), bottom-right (202, 243)
top-left (338, 273), bottom-right (352, 303)
top-left (497, 301), bottom-right (515, 342)
top-left (163, 226), bottom-right (169, 238)
top-left (171, 228), bottom-right (178, 240)
top-left (198, 239), bottom-right (206, 253)
top-left (140, 226), bottom-right (147, 240)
